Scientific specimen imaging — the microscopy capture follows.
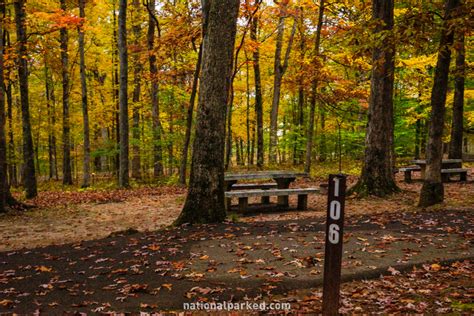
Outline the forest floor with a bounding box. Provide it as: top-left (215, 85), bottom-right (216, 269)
top-left (0, 170), bottom-right (473, 313)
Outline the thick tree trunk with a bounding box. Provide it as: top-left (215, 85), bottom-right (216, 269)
top-left (79, 0), bottom-right (91, 187)
top-left (179, 44), bottom-right (202, 184)
top-left (60, 0), bottom-right (73, 185)
top-left (269, 7), bottom-right (296, 163)
top-left (175, 0), bottom-right (239, 225)
top-left (419, 0), bottom-right (460, 206)
top-left (14, 0), bottom-right (37, 198)
top-left (118, 0), bottom-right (129, 187)
top-left (304, 0), bottom-right (324, 173)
top-left (131, 0), bottom-right (142, 179)
top-left (250, 11), bottom-right (264, 169)
top-left (351, 0), bottom-right (398, 197)
top-left (448, 32), bottom-right (465, 159)
top-left (147, 0), bottom-right (164, 178)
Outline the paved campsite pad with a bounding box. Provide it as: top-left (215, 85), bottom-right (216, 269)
top-left (0, 210), bottom-right (472, 313)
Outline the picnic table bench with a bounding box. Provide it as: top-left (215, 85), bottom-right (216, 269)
top-left (441, 168), bottom-right (468, 182)
top-left (411, 159), bottom-right (463, 178)
top-left (225, 188), bottom-right (319, 212)
top-left (399, 166), bottom-right (421, 182)
top-left (224, 171), bottom-right (316, 211)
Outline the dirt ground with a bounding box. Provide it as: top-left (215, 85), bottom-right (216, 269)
top-left (0, 172), bottom-right (473, 252)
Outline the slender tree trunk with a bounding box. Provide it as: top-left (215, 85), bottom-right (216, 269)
top-left (118, 0), bottom-right (129, 187)
top-left (112, 0), bottom-right (120, 179)
top-left (179, 44), bottom-right (202, 184)
top-left (269, 6), bottom-right (296, 163)
top-left (168, 113), bottom-right (174, 175)
top-left (351, 0), bottom-right (398, 197)
top-left (5, 31), bottom-right (17, 187)
top-left (175, 0), bottom-right (239, 225)
top-left (60, 0), bottom-right (73, 185)
top-left (304, 0), bottom-right (324, 173)
top-left (147, 0), bottom-right (164, 178)
top-left (14, 0), bottom-right (37, 198)
top-left (6, 80), bottom-right (17, 187)
top-left (131, 0), bottom-right (142, 179)
top-left (250, 9), bottom-right (264, 169)
top-left (448, 31), bottom-right (465, 159)
top-left (419, 0), bottom-right (460, 206)
top-left (319, 109), bottom-right (326, 161)
top-left (79, 0), bottom-right (91, 187)
top-left (0, 0), bottom-right (8, 211)
top-left (224, 86), bottom-right (234, 169)
top-left (246, 58), bottom-right (251, 167)
top-left (44, 63), bottom-right (54, 180)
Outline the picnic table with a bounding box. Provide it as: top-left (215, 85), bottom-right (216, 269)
top-left (224, 171), bottom-right (308, 208)
top-left (411, 159), bottom-right (463, 178)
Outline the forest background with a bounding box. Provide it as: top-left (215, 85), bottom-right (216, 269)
top-left (0, 0), bottom-right (472, 197)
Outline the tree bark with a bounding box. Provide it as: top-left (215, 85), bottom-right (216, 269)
top-left (118, 0), bottom-right (129, 187)
top-left (304, 0), bottom-right (324, 173)
top-left (250, 6), bottom-right (264, 169)
top-left (269, 4), bottom-right (296, 164)
top-left (147, 0), bottom-right (164, 178)
top-left (79, 0), bottom-right (91, 187)
top-left (14, 0), bottom-right (37, 198)
top-left (6, 79), bottom-right (17, 186)
top-left (60, 0), bottom-right (73, 185)
top-left (419, 0), bottom-right (460, 206)
top-left (175, 0), bottom-right (239, 225)
top-left (0, 0), bottom-right (8, 212)
top-left (179, 43), bottom-right (202, 184)
top-left (448, 31), bottom-right (465, 159)
top-left (350, 0), bottom-right (398, 197)
top-left (131, 0), bottom-right (142, 179)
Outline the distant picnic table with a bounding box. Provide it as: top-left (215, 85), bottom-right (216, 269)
top-left (224, 171), bottom-right (313, 211)
top-left (411, 159), bottom-right (463, 177)
top-left (400, 159), bottom-right (468, 182)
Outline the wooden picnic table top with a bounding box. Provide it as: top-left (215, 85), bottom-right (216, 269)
top-left (224, 171), bottom-right (308, 181)
top-left (411, 159), bottom-right (463, 164)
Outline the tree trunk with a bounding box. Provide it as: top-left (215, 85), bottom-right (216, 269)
top-left (179, 44), bottom-right (202, 184)
top-left (269, 6), bottom-right (296, 164)
top-left (14, 0), bottom-right (37, 198)
top-left (112, 0), bottom-right (120, 179)
top-left (319, 109), bottom-right (326, 162)
top-left (5, 31), bottom-right (17, 187)
top-left (79, 0), bottom-right (91, 187)
top-left (304, 0), bottom-right (324, 173)
top-left (250, 8), bottom-right (264, 169)
top-left (0, 0), bottom-right (8, 212)
top-left (246, 58), bottom-right (251, 167)
top-left (131, 0), bottom-right (142, 179)
top-left (419, 0), bottom-right (460, 206)
top-left (448, 31), bottom-right (465, 159)
top-left (175, 0), bottom-right (239, 225)
top-left (6, 80), bottom-right (17, 187)
top-left (60, 0), bottom-right (73, 185)
top-left (118, 0), bottom-right (129, 187)
top-left (224, 86), bottom-right (234, 170)
top-left (147, 0), bottom-right (164, 178)
top-left (350, 0), bottom-right (398, 197)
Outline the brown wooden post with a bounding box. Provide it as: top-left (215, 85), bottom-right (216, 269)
top-left (322, 174), bottom-right (346, 315)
